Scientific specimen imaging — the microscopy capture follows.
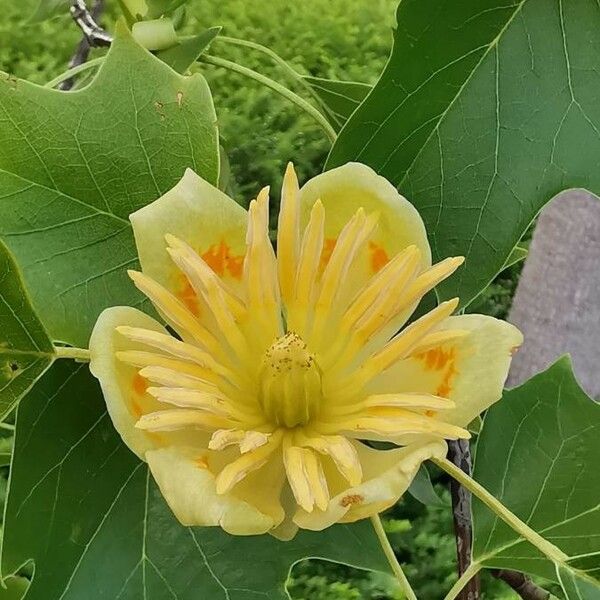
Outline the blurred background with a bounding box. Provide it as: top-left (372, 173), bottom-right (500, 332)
top-left (0, 1), bottom-right (538, 597)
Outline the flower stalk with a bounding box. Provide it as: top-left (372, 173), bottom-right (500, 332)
top-left (370, 514), bottom-right (418, 600)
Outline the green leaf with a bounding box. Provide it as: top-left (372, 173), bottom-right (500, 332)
top-left (302, 76), bottom-right (371, 131)
top-left (0, 240), bottom-right (54, 420)
top-left (557, 565), bottom-right (600, 600)
top-left (0, 575), bottom-right (29, 599)
top-left (472, 357), bottom-right (600, 582)
top-left (157, 27), bottom-right (221, 74)
top-left (1, 362), bottom-right (389, 598)
top-left (147, 0), bottom-right (188, 19)
top-left (327, 0), bottom-right (600, 308)
top-left (502, 245), bottom-right (528, 271)
top-left (0, 23), bottom-right (219, 348)
top-left (28, 0), bottom-right (69, 23)
top-left (407, 464), bottom-right (447, 508)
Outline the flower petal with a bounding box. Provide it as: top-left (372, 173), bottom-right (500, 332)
top-left (293, 439), bottom-right (446, 530)
top-left (89, 306), bottom-right (171, 458)
top-left (130, 169), bottom-right (248, 317)
top-left (368, 314), bottom-right (523, 427)
top-left (146, 446), bottom-right (285, 535)
top-left (298, 162), bottom-right (431, 283)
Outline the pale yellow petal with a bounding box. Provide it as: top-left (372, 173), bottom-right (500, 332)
top-left (146, 446), bottom-right (282, 535)
top-left (130, 169), bottom-right (247, 318)
top-left (368, 314), bottom-right (523, 427)
top-left (298, 162), bottom-right (431, 303)
top-left (293, 439), bottom-right (447, 531)
top-left (89, 306), bottom-right (168, 458)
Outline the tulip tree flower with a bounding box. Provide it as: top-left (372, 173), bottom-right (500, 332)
top-left (89, 162), bottom-right (522, 539)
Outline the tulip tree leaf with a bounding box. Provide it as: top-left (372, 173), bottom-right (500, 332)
top-left (407, 464), bottom-right (446, 508)
top-left (1, 362), bottom-right (390, 599)
top-left (302, 76), bottom-right (371, 131)
top-left (328, 0), bottom-right (600, 308)
top-left (157, 26), bottom-right (221, 74)
top-left (0, 576), bottom-right (29, 600)
top-left (471, 357), bottom-right (600, 583)
top-left (0, 22), bottom-right (219, 347)
top-left (557, 565), bottom-right (600, 600)
top-left (0, 240), bottom-right (54, 420)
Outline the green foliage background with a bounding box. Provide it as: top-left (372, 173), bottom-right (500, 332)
top-left (0, 1), bottom-right (525, 598)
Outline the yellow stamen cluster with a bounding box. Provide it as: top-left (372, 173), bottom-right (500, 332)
top-left (118, 163), bottom-right (470, 514)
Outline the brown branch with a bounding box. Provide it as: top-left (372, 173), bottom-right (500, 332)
top-left (69, 0), bottom-right (113, 49)
top-left (491, 570), bottom-right (550, 600)
top-left (59, 0), bottom-right (106, 90)
top-left (447, 439), bottom-right (481, 600)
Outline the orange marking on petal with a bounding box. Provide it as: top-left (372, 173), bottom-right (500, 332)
top-left (131, 399), bottom-right (144, 418)
top-left (368, 241), bottom-right (390, 273)
top-left (176, 273), bottom-right (201, 317)
top-left (415, 347), bottom-right (458, 398)
top-left (340, 494), bottom-right (364, 507)
top-left (132, 372), bottom-right (148, 396)
top-left (201, 240), bottom-right (244, 280)
top-left (195, 455), bottom-right (210, 469)
top-left (425, 409), bottom-right (437, 417)
top-left (320, 238), bottom-right (337, 272)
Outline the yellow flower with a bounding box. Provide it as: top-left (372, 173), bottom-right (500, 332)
top-left (89, 163), bottom-right (522, 539)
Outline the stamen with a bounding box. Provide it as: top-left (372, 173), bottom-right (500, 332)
top-left (332, 412), bottom-right (470, 440)
top-left (146, 387), bottom-right (228, 414)
top-left (135, 409), bottom-right (231, 432)
top-left (287, 199), bottom-right (325, 334)
top-left (117, 351), bottom-right (221, 383)
top-left (244, 189), bottom-right (283, 342)
top-left (116, 326), bottom-right (231, 378)
top-left (326, 392), bottom-right (456, 419)
top-left (208, 429), bottom-right (245, 450)
top-left (168, 248), bottom-right (251, 363)
top-left (297, 432), bottom-right (362, 486)
top-left (277, 162), bottom-right (300, 305)
top-left (164, 234), bottom-right (245, 316)
top-left (284, 444), bottom-right (314, 512)
top-left (331, 298), bottom-right (460, 398)
top-left (127, 270), bottom-right (221, 355)
top-left (302, 449), bottom-right (329, 511)
top-left (138, 366), bottom-right (220, 392)
top-left (308, 208), bottom-right (379, 350)
top-left (215, 430), bottom-right (283, 494)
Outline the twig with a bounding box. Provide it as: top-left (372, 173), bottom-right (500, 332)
top-left (491, 570), bottom-right (550, 600)
top-left (69, 0), bottom-right (113, 49)
top-left (59, 0), bottom-right (106, 90)
top-left (447, 439), bottom-right (480, 600)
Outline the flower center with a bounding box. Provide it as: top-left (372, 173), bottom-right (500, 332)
top-left (258, 332), bottom-right (322, 428)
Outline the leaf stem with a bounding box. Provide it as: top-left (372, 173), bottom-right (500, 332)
top-left (432, 457), bottom-right (568, 564)
top-left (44, 56), bottom-right (106, 89)
top-left (198, 54), bottom-right (337, 143)
top-left (0, 422), bottom-right (15, 432)
top-left (444, 562), bottom-right (482, 600)
top-left (370, 514), bottom-right (417, 600)
top-left (215, 36), bottom-right (321, 99)
top-left (54, 346), bottom-right (91, 362)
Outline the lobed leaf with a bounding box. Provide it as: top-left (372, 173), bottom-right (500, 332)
top-left (472, 357), bottom-right (600, 583)
top-left (1, 362), bottom-right (390, 599)
top-left (0, 23), bottom-right (219, 348)
top-left (328, 0), bottom-right (600, 308)
top-left (302, 76), bottom-right (371, 132)
top-left (0, 241), bottom-right (54, 421)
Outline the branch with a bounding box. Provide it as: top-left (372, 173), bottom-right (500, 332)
top-left (447, 439), bottom-right (481, 600)
top-left (69, 0), bottom-right (113, 49)
top-left (491, 570), bottom-right (550, 600)
top-left (59, 0), bottom-right (106, 90)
